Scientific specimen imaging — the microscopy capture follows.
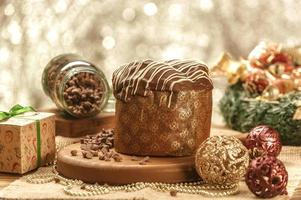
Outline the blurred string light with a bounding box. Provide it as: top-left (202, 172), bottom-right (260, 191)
top-left (102, 36), bottom-right (116, 49)
top-left (0, 0), bottom-right (301, 110)
top-left (168, 3), bottom-right (183, 19)
top-left (0, 47), bottom-right (10, 62)
top-left (7, 20), bottom-right (22, 44)
top-left (122, 8), bottom-right (136, 21)
top-left (4, 3), bottom-right (15, 16)
top-left (199, 0), bottom-right (214, 12)
top-left (143, 2), bottom-right (158, 16)
top-left (54, 0), bottom-right (68, 13)
top-left (162, 45), bottom-right (185, 60)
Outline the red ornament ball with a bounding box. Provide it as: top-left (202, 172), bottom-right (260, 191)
top-left (244, 70), bottom-right (269, 94)
top-left (245, 156), bottom-right (288, 198)
top-left (245, 125), bottom-right (282, 158)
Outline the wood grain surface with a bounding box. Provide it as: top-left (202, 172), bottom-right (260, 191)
top-left (0, 173), bottom-right (20, 190)
top-left (0, 124), bottom-right (300, 200)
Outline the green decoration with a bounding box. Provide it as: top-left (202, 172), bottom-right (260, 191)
top-left (220, 82), bottom-right (301, 145)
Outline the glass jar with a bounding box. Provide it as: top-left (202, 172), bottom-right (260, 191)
top-left (42, 54), bottom-right (109, 118)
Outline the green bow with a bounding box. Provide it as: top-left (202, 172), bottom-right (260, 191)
top-left (0, 104), bottom-right (36, 121)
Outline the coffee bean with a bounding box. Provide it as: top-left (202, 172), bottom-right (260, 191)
top-left (101, 148), bottom-right (108, 155)
top-left (54, 178), bottom-right (60, 183)
top-left (86, 143), bottom-right (92, 149)
top-left (84, 151), bottom-right (93, 159)
top-left (90, 150), bottom-right (98, 157)
top-left (80, 144), bottom-right (88, 151)
top-left (70, 150), bottom-right (77, 156)
top-left (71, 88), bottom-right (81, 95)
top-left (141, 156), bottom-right (150, 163)
top-left (113, 154), bottom-right (122, 162)
top-left (138, 161), bottom-right (146, 165)
top-left (131, 156), bottom-right (139, 161)
top-left (82, 151), bottom-right (87, 158)
top-left (106, 151), bottom-right (113, 158)
top-left (91, 144), bottom-right (99, 151)
top-left (99, 152), bottom-right (105, 160)
top-left (106, 142), bottom-right (112, 147)
top-left (170, 190), bottom-right (177, 197)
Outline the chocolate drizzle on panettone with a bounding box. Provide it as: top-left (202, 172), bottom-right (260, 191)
top-left (112, 59), bottom-right (213, 107)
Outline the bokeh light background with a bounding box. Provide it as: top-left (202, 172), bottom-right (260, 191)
top-left (0, 0), bottom-right (301, 117)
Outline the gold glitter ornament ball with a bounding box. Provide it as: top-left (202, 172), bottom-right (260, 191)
top-left (195, 136), bottom-right (249, 185)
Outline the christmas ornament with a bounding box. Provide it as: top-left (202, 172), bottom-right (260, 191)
top-left (218, 42), bottom-right (301, 145)
top-left (211, 53), bottom-right (248, 85)
top-left (248, 42), bottom-right (292, 69)
top-left (195, 136), bottom-right (249, 185)
top-left (245, 156), bottom-right (288, 198)
top-left (245, 125), bottom-right (282, 158)
top-left (244, 70), bottom-right (269, 94)
top-left (271, 78), bottom-right (294, 94)
top-left (268, 63), bottom-right (294, 77)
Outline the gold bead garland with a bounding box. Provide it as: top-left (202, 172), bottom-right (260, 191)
top-left (25, 163), bottom-right (239, 197)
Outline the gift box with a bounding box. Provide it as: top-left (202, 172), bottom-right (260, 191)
top-left (0, 106), bottom-right (55, 174)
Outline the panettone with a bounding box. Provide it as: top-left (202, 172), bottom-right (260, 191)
top-left (112, 59), bottom-right (213, 156)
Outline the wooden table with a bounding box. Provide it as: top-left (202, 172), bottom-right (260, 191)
top-left (1, 125), bottom-right (301, 199)
top-left (0, 125), bottom-right (233, 189)
top-left (0, 173), bottom-right (20, 190)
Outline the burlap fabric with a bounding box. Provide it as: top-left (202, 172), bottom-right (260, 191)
top-left (0, 129), bottom-right (301, 200)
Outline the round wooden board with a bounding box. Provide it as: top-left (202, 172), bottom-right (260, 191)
top-left (57, 143), bottom-right (200, 185)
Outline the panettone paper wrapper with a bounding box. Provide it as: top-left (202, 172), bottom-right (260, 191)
top-left (0, 112), bottom-right (56, 174)
top-left (115, 90), bottom-right (212, 156)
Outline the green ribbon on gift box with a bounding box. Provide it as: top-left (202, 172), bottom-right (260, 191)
top-left (0, 104), bottom-right (42, 167)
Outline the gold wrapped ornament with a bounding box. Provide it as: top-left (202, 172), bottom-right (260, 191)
top-left (195, 136), bottom-right (249, 185)
top-left (211, 53), bottom-right (249, 85)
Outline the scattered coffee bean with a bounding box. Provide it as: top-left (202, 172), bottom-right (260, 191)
top-left (91, 144), bottom-right (99, 151)
top-left (86, 143), bottom-right (92, 150)
top-left (113, 154), bottom-right (122, 162)
top-left (70, 150), bottom-right (77, 156)
top-left (80, 144), bottom-right (88, 151)
top-left (90, 150), bottom-right (98, 157)
top-left (106, 151), bottom-right (113, 158)
top-left (54, 178), bottom-right (60, 183)
top-left (170, 190), bottom-right (177, 197)
top-left (82, 151), bottom-right (87, 157)
top-left (99, 154), bottom-right (105, 160)
top-left (131, 156), bottom-right (139, 161)
top-left (85, 151), bottom-right (93, 159)
top-left (141, 156), bottom-right (150, 163)
top-left (82, 151), bottom-right (93, 159)
top-left (79, 129), bottom-right (122, 162)
top-left (138, 161), bottom-right (146, 165)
